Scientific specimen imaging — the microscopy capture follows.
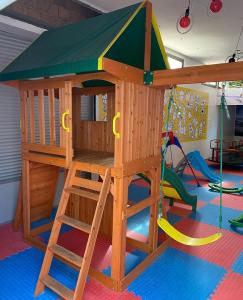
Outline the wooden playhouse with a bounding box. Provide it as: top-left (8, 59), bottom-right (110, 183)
top-left (0, 1), bottom-right (169, 298)
top-left (1, 0), bottom-right (243, 299)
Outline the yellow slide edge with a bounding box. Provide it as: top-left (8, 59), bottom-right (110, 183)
top-left (158, 218), bottom-right (222, 246)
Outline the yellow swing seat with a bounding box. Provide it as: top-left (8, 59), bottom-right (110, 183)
top-left (158, 218), bottom-right (222, 246)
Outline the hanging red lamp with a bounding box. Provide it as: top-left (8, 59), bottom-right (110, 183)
top-left (209, 0), bottom-right (223, 14)
top-left (177, 6), bottom-right (192, 34)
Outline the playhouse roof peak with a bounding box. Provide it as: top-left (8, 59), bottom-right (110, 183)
top-left (0, 1), bottom-right (169, 82)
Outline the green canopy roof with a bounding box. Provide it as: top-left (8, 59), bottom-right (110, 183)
top-left (0, 1), bottom-right (169, 82)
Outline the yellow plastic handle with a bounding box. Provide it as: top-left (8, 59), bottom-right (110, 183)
top-left (61, 109), bottom-right (70, 133)
top-left (113, 112), bottom-right (121, 139)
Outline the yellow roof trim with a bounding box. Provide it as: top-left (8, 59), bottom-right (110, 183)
top-left (151, 11), bottom-right (170, 70)
top-left (98, 1), bottom-right (146, 70)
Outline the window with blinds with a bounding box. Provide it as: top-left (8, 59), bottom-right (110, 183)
top-left (0, 30), bottom-right (37, 182)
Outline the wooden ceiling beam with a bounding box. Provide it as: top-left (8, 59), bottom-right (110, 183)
top-left (102, 58), bottom-right (144, 85)
top-left (153, 61), bottom-right (243, 86)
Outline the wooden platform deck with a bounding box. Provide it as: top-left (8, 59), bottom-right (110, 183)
top-left (23, 149), bottom-right (114, 175)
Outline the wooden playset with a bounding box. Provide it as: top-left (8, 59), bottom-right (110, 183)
top-left (1, 1), bottom-right (243, 299)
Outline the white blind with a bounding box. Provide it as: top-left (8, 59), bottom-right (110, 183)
top-left (0, 30), bottom-right (36, 182)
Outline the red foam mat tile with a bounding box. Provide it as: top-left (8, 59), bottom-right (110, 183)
top-left (169, 200), bottom-right (205, 215)
top-left (211, 194), bottom-right (243, 211)
top-left (187, 178), bottom-right (209, 187)
top-left (210, 272), bottom-right (243, 300)
top-left (58, 229), bottom-right (145, 272)
top-left (127, 230), bottom-right (148, 243)
top-left (83, 279), bottom-right (141, 300)
top-left (58, 230), bottom-right (113, 271)
top-left (132, 179), bottom-right (149, 188)
top-left (0, 223), bottom-right (29, 259)
top-left (171, 219), bottom-right (243, 269)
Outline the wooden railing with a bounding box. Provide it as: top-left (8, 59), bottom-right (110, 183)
top-left (20, 81), bottom-right (73, 166)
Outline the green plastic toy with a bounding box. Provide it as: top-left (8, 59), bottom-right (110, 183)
top-left (208, 182), bottom-right (243, 194)
top-left (229, 214), bottom-right (243, 228)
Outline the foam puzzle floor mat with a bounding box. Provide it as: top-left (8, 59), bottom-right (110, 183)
top-left (0, 165), bottom-right (242, 299)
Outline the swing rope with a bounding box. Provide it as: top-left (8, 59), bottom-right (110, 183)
top-left (158, 88), bottom-right (222, 246)
top-left (159, 89), bottom-right (174, 218)
top-left (219, 84), bottom-right (230, 228)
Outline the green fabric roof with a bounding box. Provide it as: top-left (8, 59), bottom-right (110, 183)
top-left (0, 2), bottom-right (168, 82)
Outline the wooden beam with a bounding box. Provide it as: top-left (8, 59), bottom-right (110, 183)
top-left (144, 1), bottom-right (152, 71)
top-left (102, 58), bottom-right (144, 85)
top-left (153, 61), bottom-right (243, 86)
top-left (22, 143), bottom-right (65, 156)
top-left (19, 72), bottom-right (117, 90)
top-left (126, 196), bottom-right (156, 218)
top-left (73, 86), bottom-right (115, 96)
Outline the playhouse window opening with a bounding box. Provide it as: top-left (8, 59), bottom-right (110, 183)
top-left (80, 93), bottom-right (108, 122)
top-left (167, 54), bottom-right (184, 69)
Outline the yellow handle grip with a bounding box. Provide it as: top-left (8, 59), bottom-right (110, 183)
top-left (61, 109), bottom-right (70, 133)
top-left (113, 112), bottom-right (120, 139)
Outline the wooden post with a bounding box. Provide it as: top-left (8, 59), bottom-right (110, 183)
top-left (38, 89), bottom-right (45, 144)
top-left (111, 176), bottom-right (129, 290)
top-left (13, 183), bottom-right (22, 231)
top-left (48, 89), bottom-right (56, 145)
top-left (148, 167), bottom-right (160, 251)
top-left (29, 90), bottom-right (35, 143)
top-left (22, 160), bottom-right (30, 238)
top-left (144, 1), bottom-right (152, 71)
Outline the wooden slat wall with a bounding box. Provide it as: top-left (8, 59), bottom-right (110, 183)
top-left (116, 82), bottom-right (163, 164)
top-left (29, 162), bottom-right (59, 222)
top-left (74, 91), bottom-right (115, 153)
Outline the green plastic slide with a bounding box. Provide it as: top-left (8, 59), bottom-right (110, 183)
top-left (138, 165), bottom-right (197, 211)
top-left (163, 167), bottom-right (197, 211)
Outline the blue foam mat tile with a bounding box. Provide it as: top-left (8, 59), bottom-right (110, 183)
top-left (190, 187), bottom-right (219, 202)
top-left (0, 247), bottom-right (80, 299)
top-left (232, 252), bottom-right (243, 275)
top-left (0, 248), bottom-right (57, 299)
top-left (129, 184), bottom-right (150, 204)
top-left (189, 203), bottom-right (243, 232)
top-left (103, 249), bottom-right (147, 277)
top-left (221, 173), bottom-right (243, 183)
top-left (127, 208), bottom-right (150, 236)
top-left (127, 248), bottom-right (226, 300)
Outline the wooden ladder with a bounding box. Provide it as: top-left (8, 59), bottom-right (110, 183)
top-left (34, 161), bottom-right (111, 300)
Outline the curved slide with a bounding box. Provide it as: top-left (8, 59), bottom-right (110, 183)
top-left (187, 151), bottom-right (221, 183)
top-left (163, 167), bottom-right (197, 211)
top-left (138, 166), bottom-right (197, 211)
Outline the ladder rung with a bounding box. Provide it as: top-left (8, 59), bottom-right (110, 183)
top-left (42, 275), bottom-right (74, 300)
top-left (71, 176), bottom-right (102, 192)
top-left (58, 215), bottom-right (91, 233)
top-left (65, 187), bottom-right (99, 201)
top-left (50, 244), bottom-right (83, 267)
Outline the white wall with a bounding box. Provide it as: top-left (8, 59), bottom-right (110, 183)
top-left (0, 171), bottom-right (64, 224)
top-left (0, 16), bottom-right (44, 225)
top-left (166, 48), bottom-right (219, 165)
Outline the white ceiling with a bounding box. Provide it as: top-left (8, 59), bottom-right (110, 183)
top-left (79, 0), bottom-right (243, 65)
